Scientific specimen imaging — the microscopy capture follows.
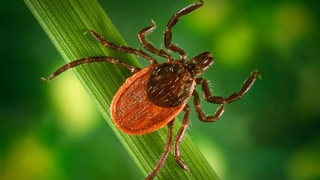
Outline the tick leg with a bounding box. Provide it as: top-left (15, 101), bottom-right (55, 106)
top-left (138, 20), bottom-right (172, 61)
top-left (85, 30), bottom-right (157, 65)
top-left (225, 70), bottom-right (261, 103)
top-left (146, 120), bottom-right (175, 180)
top-left (194, 70), bottom-right (260, 122)
top-left (164, 0), bottom-right (203, 61)
top-left (173, 104), bottom-right (190, 171)
top-left (193, 90), bottom-right (226, 122)
top-left (41, 56), bottom-right (140, 81)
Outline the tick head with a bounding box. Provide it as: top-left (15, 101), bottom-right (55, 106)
top-left (186, 51), bottom-right (214, 78)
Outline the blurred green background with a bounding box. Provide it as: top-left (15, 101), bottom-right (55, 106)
top-left (1, 0), bottom-right (319, 179)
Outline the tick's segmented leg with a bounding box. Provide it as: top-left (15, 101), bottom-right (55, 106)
top-left (193, 70), bottom-right (260, 122)
top-left (173, 104), bottom-right (190, 171)
top-left (193, 90), bottom-right (226, 122)
top-left (164, 0), bottom-right (203, 61)
top-left (86, 30), bottom-right (157, 65)
top-left (41, 56), bottom-right (141, 81)
top-left (225, 70), bottom-right (261, 103)
top-left (138, 20), bottom-right (172, 61)
top-left (146, 120), bottom-right (175, 180)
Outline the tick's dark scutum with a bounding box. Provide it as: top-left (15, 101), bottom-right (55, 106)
top-left (147, 63), bottom-right (194, 107)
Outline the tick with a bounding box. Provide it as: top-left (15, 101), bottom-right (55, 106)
top-left (42, 0), bottom-right (260, 179)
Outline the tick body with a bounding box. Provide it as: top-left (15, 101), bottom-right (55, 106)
top-left (42, 0), bottom-right (260, 179)
top-left (112, 62), bottom-right (195, 135)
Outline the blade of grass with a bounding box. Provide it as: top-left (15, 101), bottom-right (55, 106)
top-left (25, 0), bottom-right (219, 179)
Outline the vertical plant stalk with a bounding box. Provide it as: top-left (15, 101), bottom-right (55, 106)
top-left (25, 0), bottom-right (219, 179)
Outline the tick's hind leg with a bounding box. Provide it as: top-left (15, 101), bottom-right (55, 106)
top-left (193, 70), bottom-right (260, 122)
top-left (173, 104), bottom-right (190, 171)
top-left (138, 20), bottom-right (172, 61)
top-left (146, 120), bottom-right (175, 180)
top-left (164, 0), bottom-right (203, 61)
top-left (85, 30), bottom-right (156, 65)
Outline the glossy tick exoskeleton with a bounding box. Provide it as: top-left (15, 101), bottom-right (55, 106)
top-left (42, 0), bottom-right (260, 179)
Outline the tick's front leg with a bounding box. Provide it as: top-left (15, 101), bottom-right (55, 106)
top-left (164, 0), bottom-right (203, 61)
top-left (85, 30), bottom-right (156, 65)
top-left (138, 20), bottom-right (172, 61)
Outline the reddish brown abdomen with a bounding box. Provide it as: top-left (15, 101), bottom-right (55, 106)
top-left (111, 65), bottom-right (188, 135)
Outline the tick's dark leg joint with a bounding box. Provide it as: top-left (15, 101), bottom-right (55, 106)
top-left (195, 78), bottom-right (227, 104)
